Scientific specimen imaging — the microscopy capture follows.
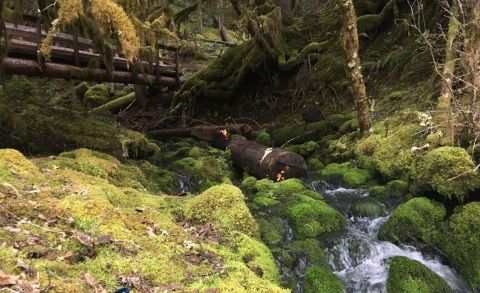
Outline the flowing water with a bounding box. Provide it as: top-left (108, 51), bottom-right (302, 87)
top-left (305, 180), bottom-right (472, 293)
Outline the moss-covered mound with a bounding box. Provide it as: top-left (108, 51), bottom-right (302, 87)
top-left (386, 256), bottom-right (452, 293)
top-left (414, 147), bottom-right (480, 202)
top-left (256, 130), bottom-right (273, 146)
top-left (0, 148), bottom-right (287, 292)
top-left (272, 121), bottom-right (333, 146)
top-left (441, 203), bottom-right (480, 291)
top-left (378, 197), bottom-right (445, 246)
top-left (283, 141), bottom-right (319, 157)
top-left (0, 77), bottom-right (158, 159)
top-left (304, 265), bottom-right (344, 293)
top-left (369, 180), bottom-right (409, 199)
top-left (321, 162), bottom-right (374, 187)
top-left (184, 184), bottom-right (260, 237)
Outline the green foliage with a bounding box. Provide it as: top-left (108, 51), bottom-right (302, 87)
top-left (184, 184), bottom-right (259, 237)
top-left (304, 266), bottom-right (344, 293)
top-left (321, 162), bottom-right (374, 187)
top-left (378, 197), bottom-right (445, 246)
top-left (256, 130), bottom-right (273, 146)
top-left (387, 256), bottom-right (452, 293)
top-left (441, 203), bottom-right (480, 291)
top-left (414, 147), bottom-right (480, 202)
top-left (350, 197), bottom-right (386, 217)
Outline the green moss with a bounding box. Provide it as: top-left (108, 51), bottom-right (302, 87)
top-left (83, 84), bottom-right (110, 107)
top-left (441, 203), bottom-right (480, 291)
top-left (339, 118), bottom-right (359, 134)
top-left (414, 147), bottom-right (480, 202)
top-left (170, 150), bottom-right (232, 192)
top-left (322, 162), bottom-right (374, 187)
top-left (369, 185), bottom-right (387, 198)
top-left (284, 200), bottom-right (344, 239)
top-left (372, 123), bottom-right (423, 180)
top-left (378, 197), bottom-right (445, 246)
top-left (256, 130), bottom-right (273, 146)
top-left (241, 176), bottom-right (258, 193)
top-left (307, 157), bottom-right (324, 173)
top-left (272, 121), bottom-right (333, 146)
top-left (184, 184), bottom-right (259, 237)
top-left (350, 197), bottom-right (386, 217)
top-left (275, 178), bottom-right (306, 195)
top-left (0, 149), bottom-right (39, 183)
top-left (287, 239), bottom-right (327, 266)
top-left (284, 141), bottom-right (318, 157)
top-left (386, 256), bottom-right (452, 293)
top-left (74, 82), bottom-right (89, 99)
top-left (258, 217), bottom-right (285, 246)
top-left (326, 113), bottom-right (350, 129)
top-left (304, 266), bottom-right (344, 293)
top-left (385, 180), bottom-right (409, 198)
top-left (354, 135), bottom-right (380, 170)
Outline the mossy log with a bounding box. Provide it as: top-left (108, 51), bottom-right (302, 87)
top-left (2, 57), bottom-right (179, 88)
top-left (227, 139), bottom-right (308, 181)
top-left (88, 92), bottom-right (136, 114)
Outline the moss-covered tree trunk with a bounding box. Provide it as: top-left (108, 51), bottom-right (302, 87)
top-left (462, 1), bottom-right (480, 110)
top-left (340, 0), bottom-right (372, 133)
top-left (436, 0), bottom-right (459, 146)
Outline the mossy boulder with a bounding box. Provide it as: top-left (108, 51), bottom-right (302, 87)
top-left (371, 123), bottom-right (423, 180)
top-left (369, 180), bottom-right (409, 198)
top-left (414, 147), bottom-right (480, 202)
top-left (284, 141), bottom-right (318, 157)
top-left (304, 266), bottom-right (344, 293)
top-left (283, 200), bottom-right (344, 239)
top-left (307, 157), bottom-right (324, 173)
top-left (256, 130), bottom-right (273, 146)
top-left (83, 84), bottom-right (110, 107)
top-left (326, 113), bottom-right (351, 130)
top-left (386, 256), bottom-right (452, 293)
top-left (339, 118), bottom-right (359, 134)
top-left (321, 162), bottom-right (374, 187)
top-left (350, 197), bottom-right (386, 217)
top-left (184, 184), bottom-right (259, 237)
top-left (258, 217), bottom-right (286, 246)
top-left (441, 202), bottom-right (480, 291)
top-left (286, 239), bottom-right (327, 267)
top-left (378, 197), bottom-right (445, 246)
top-left (355, 135), bottom-right (380, 170)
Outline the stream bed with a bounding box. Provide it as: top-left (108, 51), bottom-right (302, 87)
top-left (306, 180), bottom-right (471, 293)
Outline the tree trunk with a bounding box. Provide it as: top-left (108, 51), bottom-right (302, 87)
top-left (89, 92), bottom-right (136, 115)
top-left (227, 139), bottom-right (308, 181)
top-left (340, 0), bottom-right (372, 133)
top-left (436, 0), bottom-right (459, 146)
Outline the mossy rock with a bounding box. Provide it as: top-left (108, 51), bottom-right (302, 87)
top-left (441, 202), bottom-right (480, 291)
top-left (283, 141), bottom-right (318, 157)
top-left (414, 147), bottom-right (480, 202)
top-left (326, 113), bottom-right (351, 130)
top-left (83, 84), bottom-right (110, 107)
top-left (283, 199), bottom-right (344, 239)
top-left (322, 162), bottom-right (374, 187)
top-left (369, 180), bottom-right (409, 198)
top-left (354, 135), bottom-right (380, 170)
top-left (378, 197), bottom-right (445, 246)
top-left (339, 118), bottom-right (359, 134)
top-left (184, 184), bottom-right (259, 237)
top-left (256, 130), bottom-right (272, 146)
top-left (304, 266), bottom-right (344, 293)
top-left (307, 157), bottom-right (324, 173)
top-left (258, 217), bottom-right (286, 246)
top-left (350, 197), bottom-right (386, 217)
top-left (372, 123), bottom-right (423, 180)
top-left (241, 176), bottom-right (258, 193)
top-left (287, 239), bottom-right (327, 267)
top-left (386, 256), bottom-right (452, 293)
top-left (74, 82), bottom-right (89, 100)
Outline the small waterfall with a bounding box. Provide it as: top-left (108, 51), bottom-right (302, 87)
top-left (307, 180), bottom-right (471, 293)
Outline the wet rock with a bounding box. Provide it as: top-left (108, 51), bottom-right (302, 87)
top-left (350, 197), bottom-right (386, 217)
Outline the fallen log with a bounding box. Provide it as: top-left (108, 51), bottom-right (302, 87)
top-left (227, 139), bottom-right (308, 181)
top-left (88, 92), bottom-right (136, 114)
top-left (2, 57), bottom-right (180, 88)
top-left (149, 125), bottom-right (236, 149)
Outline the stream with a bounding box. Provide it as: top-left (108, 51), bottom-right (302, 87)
top-left (305, 180), bottom-right (472, 293)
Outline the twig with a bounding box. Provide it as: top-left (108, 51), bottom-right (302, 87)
top-left (112, 239), bottom-right (144, 250)
top-left (447, 163), bottom-right (480, 181)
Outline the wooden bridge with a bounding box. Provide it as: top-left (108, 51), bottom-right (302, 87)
top-left (2, 19), bottom-right (181, 89)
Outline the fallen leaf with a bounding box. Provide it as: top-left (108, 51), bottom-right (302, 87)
top-left (84, 273), bottom-right (107, 293)
top-left (0, 271), bottom-right (17, 286)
